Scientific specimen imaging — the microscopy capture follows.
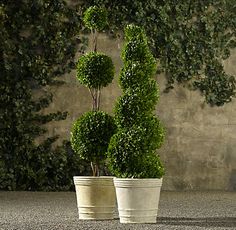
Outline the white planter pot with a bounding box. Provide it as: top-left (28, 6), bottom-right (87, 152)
top-left (73, 176), bottom-right (116, 220)
top-left (114, 178), bottom-right (163, 223)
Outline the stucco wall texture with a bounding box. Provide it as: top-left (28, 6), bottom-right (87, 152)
top-left (40, 34), bottom-right (236, 191)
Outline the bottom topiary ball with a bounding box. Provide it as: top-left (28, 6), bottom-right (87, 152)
top-left (71, 111), bottom-right (116, 164)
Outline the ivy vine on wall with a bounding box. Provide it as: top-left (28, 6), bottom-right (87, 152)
top-left (81, 0), bottom-right (236, 106)
top-left (0, 0), bottom-right (87, 190)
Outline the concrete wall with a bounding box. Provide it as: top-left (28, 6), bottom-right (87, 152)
top-left (40, 33), bottom-right (236, 191)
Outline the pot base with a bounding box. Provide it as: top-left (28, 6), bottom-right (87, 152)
top-left (119, 209), bottom-right (157, 223)
top-left (78, 206), bottom-right (115, 220)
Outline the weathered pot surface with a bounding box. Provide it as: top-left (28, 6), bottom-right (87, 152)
top-left (74, 176), bottom-right (116, 220)
top-left (114, 178), bottom-right (163, 223)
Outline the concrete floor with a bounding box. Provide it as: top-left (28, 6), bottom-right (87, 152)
top-left (0, 191), bottom-right (235, 229)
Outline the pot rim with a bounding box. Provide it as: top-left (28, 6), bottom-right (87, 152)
top-left (113, 177), bottom-right (163, 188)
top-left (73, 176), bottom-right (115, 186)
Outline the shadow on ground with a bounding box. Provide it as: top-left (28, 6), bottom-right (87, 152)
top-left (158, 217), bottom-right (236, 228)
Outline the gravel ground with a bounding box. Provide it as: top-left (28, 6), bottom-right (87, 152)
top-left (0, 191), bottom-right (235, 230)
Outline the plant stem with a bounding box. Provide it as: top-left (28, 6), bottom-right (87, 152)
top-left (96, 162), bottom-right (100, 177)
top-left (89, 88), bottom-right (97, 111)
top-left (97, 88), bottom-right (101, 110)
top-left (89, 29), bottom-right (101, 112)
top-left (89, 30), bottom-right (101, 176)
top-left (92, 29), bottom-right (98, 52)
top-left (91, 162), bottom-right (96, 177)
top-left (90, 162), bottom-right (100, 177)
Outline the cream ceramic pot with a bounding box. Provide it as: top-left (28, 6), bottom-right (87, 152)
top-left (74, 176), bottom-right (116, 220)
top-left (114, 178), bottom-right (163, 223)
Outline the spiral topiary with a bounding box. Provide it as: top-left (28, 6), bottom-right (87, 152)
top-left (107, 24), bottom-right (165, 178)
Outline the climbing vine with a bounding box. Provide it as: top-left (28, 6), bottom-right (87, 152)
top-left (81, 0), bottom-right (236, 106)
top-left (0, 0), bottom-right (87, 190)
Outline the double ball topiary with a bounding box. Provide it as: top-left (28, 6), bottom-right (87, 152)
top-left (77, 52), bottom-right (115, 89)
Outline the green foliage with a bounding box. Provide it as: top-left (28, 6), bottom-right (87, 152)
top-left (0, 141), bottom-right (89, 191)
top-left (124, 24), bottom-right (146, 41)
top-left (73, 6), bottom-right (115, 176)
top-left (77, 51), bottom-right (115, 89)
top-left (194, 61), bottom-right (236, 106)
top-left (83, 6), bottom-right (108, 31)
top-left (108, 125), bottom-right (164, 178)
top-left (71, 111), bottom-right (116, 165)
top-left (141, 152), bottom-right (165, 178)
top-left (119, 63), bottom-right (155, 90)
top-left (82, 0), bottom-right (236, 106)
top-left (0, 1), bottom-right (85, 190)
top-left (122, 26), bottom-right (156, 69)
top-left (115, 81), bottom-right (159, 128)
top-left (140, 116), bottom-right (165, 150)
top-left (107, 25), bottom-right (165, 178)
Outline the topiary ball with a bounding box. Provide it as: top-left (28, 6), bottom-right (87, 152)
top-left (77, 51), bottom-right (115, 89)
top-left (71, 111), bottom-right (116, 163)
top-left (83, 6), bottom-right (108, 31)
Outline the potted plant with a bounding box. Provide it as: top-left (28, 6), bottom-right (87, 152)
top-left (71, 6), bottom-right (116, 220)
top-left (107, 25), bottom-right (165, 223)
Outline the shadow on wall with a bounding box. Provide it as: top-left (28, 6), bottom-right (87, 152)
top-left (229, 169), bottom-right (236, 191)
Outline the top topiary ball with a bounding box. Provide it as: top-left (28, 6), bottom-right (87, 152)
top-left (83, 6), bottom-right (108, 31)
